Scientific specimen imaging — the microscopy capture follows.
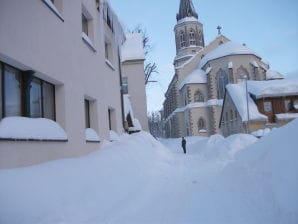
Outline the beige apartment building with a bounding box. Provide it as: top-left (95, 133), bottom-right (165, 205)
top-left (163, 0), bottom-right (284, 138)
top-left (0, 0), bottom-right (148, 169)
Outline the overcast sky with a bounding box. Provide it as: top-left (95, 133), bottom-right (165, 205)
top-left (110, 0), bottom-right (298, 112)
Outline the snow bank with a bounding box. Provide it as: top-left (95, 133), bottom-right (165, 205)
top-left (109, 130), bottom-right (120, 141)
top-left (223, 119), bottom-right (298, 223)
top-left (266, 70), bottom-right (284, 80)
top-left (0, 117), bottom-right (67, 141)
top-left (0, 132), bottom-right (173, 224)
top-left (85, 128), bottom-right (100, 142)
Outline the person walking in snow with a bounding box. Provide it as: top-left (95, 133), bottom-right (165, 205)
top-left (182, 137), bottom-right (186, 154)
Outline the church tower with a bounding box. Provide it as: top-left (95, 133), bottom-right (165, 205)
top-left (174, 0), bottom-right (205, 66)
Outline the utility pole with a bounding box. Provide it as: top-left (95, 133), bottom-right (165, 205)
top-left (244, 75), bottom-right (250, 134)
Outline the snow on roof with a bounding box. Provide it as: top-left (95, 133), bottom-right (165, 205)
top-left (250, 61), bottom-right (259, 68)
top-left (226, 84), bottom-right (268, 122)
top-left (179, 68), bottom-right (207, 89)
top-left (275, 113), bottom-right (298, 120)
top-left (177, 16), bottom-right (198, 25)
top-left (247, 79), bottom-right (298, 99)
top-left (266, 70), bottom-right (284, 80)
top-left (0, 117), bottom-right (68, 140)
top-left (121, 33), bottom-right (145, 62)
top-left (199, 41), bottom-right (260, 68)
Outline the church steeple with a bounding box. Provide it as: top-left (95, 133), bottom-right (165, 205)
top-left (174, 0), bottom-right (205, 66)
top-left (176, 0), bottom-right (198, 21)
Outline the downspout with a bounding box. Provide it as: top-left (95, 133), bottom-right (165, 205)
top-left (117, 47), bottom-right (126, 133)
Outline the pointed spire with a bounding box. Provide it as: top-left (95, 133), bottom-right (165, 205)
top-left (176, 0), bottom-right (198, 21)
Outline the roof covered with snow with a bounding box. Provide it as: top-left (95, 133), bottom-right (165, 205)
top-left (121, 33), bottom-right (145, 62)
top-left (179, 68), bottom-right (207, 89)
top-left (199, 41), bottom-right (260, 68)
top-left (247, 79), bottom-right (298, 99)
top-left (226, 84), bottom-right (268, 122)
top-left (266, 70), bottom-right (284, 80)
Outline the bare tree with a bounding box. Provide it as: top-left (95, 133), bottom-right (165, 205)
top-left (130, 25), bottom-right (158, 85)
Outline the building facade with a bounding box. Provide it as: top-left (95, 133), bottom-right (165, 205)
top-left (163, 0), bottom-right (283, 138)
top-left (0, 0), bottom-right (147, 169)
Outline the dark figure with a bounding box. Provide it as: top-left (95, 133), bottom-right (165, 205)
top-left (182, 137), bottom-right (186, 154)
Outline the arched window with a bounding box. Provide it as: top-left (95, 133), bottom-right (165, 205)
top-left (198, 117), bottom-right (206, 131)
top-left (180, 31), bottom-right (186, 48)
top-left (216, 69), bottom-right (229, 99)
top-left (189, 29), bottom-right (196, 45)
top-left (194, 90), bottom-right (204, 102)
top-left (236, 66), bottom-right (249, 83)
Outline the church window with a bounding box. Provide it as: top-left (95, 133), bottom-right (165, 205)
top-left (216, 69), bottom-right (229, 99)
top-left (198, 117), bottom-right (206, 131)
top-left (189, 29), bottom-right (196, 45)
top-left (236, 66), bottom-right (249, 83)
top-left (194, 90), bottom-right (204, 102)
top-left (180, 31), bottom-right (186, 48)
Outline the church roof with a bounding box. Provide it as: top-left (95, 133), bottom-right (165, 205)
top-left (199, 41), bottom-right (260, 68)
top-left (179, 68), bottom-right (207, 89)
top-left (266, 70), bottom-right (284, 80)
top-left (176, 0), bottom-right (198, 22)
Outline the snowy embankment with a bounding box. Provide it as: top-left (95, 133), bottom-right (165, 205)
top-left (0, 120), bottom-right (298, 223)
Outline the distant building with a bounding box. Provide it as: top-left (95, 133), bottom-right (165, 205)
top-left (0, 0), bottom-right (147, 169)
top-left (220, 79), bottom-right (298, 137)
top-left (162, 0), bottom-right (285, 138)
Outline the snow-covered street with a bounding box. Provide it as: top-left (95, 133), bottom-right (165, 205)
top-left (0, 120), bottom-right (298, 224)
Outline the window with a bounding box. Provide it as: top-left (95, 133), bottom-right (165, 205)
top-left (217, 69), bottom-right (229, 99)
top-left (1, 61), bottom-right (55, 120)
top-left (122, 77), bottom-right (128, 94)
top-left (264, 101), bottom-right (272, 113)
top-left (180, 31), bottom-right (186, 48)
top-left (43, 82), bottom-right (55, 119)
top-left (105, 41), bottom-right (109, 60)
top-left (284, 100), bottom-right (291, 112)
top-left (198, 117), bottom-right (206, 131)
top-left (85, 99), bottom-right (90, 128)
top-left (108, 108), bottom-right (116, 131)
top-left (82, 13), bottom-right (88, 35)
top-left (4, 65), bottom-right (21, 117)
top-left (30, 79), bottom-right (42, 118)
top-left (194, 90), bottom-right (204, 102)
top-left (29, 78), bottom-right (55, 120)
top-left (189, 29), bottom-right (196, 45)
top-left (235, 110), bottom-right (238, 120)
top-left (95, 0), bottom-right (100, 11)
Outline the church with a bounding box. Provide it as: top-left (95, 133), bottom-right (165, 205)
top-left (162, 0), bottom-right (286, 138)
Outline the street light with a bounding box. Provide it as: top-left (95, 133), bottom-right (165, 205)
top-left (243, 75), bottom-right (250, 134)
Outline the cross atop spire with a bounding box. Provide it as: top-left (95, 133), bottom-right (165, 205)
top-left (217, 25), bottom-right (222, 35)
top-left (176, 0), bottom-right (198, 21)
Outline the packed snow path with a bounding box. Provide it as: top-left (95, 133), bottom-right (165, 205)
top-left (0, 120), bottom-right (298, 224)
